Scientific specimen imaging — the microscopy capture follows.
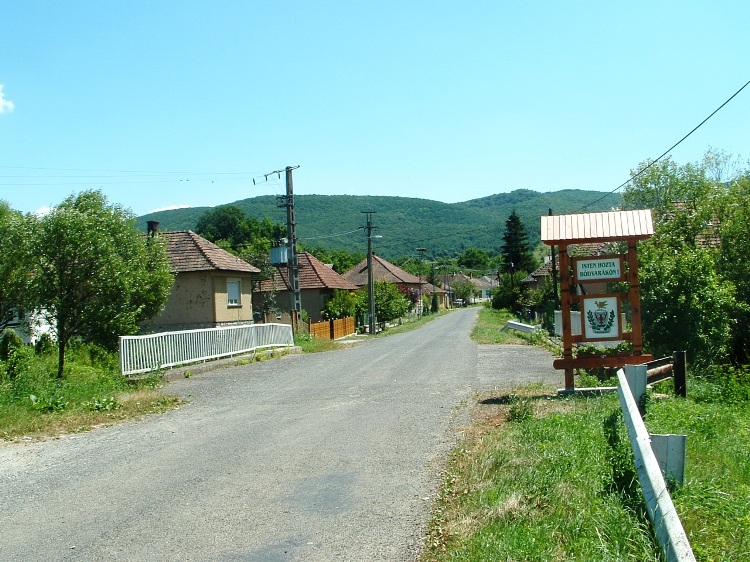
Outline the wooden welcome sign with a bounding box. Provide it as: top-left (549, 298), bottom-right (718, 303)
top-left (540, 210), bottom-right (655, 390)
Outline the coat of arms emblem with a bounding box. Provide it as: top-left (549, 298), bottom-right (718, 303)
top-left (587, 300), bottom-right (616, 334)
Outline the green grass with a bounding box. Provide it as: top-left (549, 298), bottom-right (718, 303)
top-left (0, 343), bottom-right (179, 442)
top-left (471, 307), bottom-right (529, 345)
top-left (647, 379), bottom-right (750, 561)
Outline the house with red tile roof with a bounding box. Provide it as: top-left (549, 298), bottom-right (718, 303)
top-left (141, 230), bottom-right (263, 332)
top-left (341, 253), bottom-right (422, 289)
top-left (342, 253), bottom-right (447, 312)
top-left (254, 252), bottom-right (359, 323)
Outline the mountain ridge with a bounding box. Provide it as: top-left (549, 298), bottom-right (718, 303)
top-left (137, 189), bottom-right (622, 260)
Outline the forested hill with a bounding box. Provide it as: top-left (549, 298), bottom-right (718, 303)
top-left (137, 189), bottom-right (622, 260)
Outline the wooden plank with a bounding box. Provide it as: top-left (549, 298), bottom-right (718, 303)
top-left (553, 354), bottom-right (654, 370)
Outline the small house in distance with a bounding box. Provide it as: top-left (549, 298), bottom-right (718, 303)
top-left (142, 229), bottom-right (263, 332)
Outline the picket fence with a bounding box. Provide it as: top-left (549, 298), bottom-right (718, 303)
top-left (119, 323), bottom-right (294, 376)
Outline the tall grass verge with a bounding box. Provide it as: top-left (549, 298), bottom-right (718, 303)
top-left (423, 373), bottom-right (750, 561)
top-left (0, 341), bottom-right (179, 441)
top-left (423, 391), bottom-right (660, 561)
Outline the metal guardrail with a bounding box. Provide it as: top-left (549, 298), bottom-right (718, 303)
top-left (617, 366), bottom-right (695, 561)
top-left (501, 320), bottom-right (536, 334)
top-left (119, 323), bottom-right (294, 376)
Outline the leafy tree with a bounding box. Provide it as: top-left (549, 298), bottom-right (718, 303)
top-left (501, 210), bottom-right (536, 274)
top-left (639, 243), bottom-right (735, 366)
top-left (195, 205), bottom-right (250, 248)
top-left (322, 289), bottom-right (357, 320)
top-left (623, 150), bottom-right (750, 365)
top-left (309, 247), bottom-right (365, 274)
top-left (457, 247), bottom-right (490, 272)
top-left (491, 272), bottom-right (527, 313)
top-left (714, 175), bottom-right (750, 363)
top-left (452, 279), bottom-right (478, 304)
top-left (195, 205), bottom-right (285, 255)
top-left (356, 281), bottom-right (410, 324)
top-left (28, 191), bottom-right (173, 378)
top-left (0, 201), bottom-right (32, 331)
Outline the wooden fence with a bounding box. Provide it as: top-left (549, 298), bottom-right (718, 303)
top-left (308, 316), bottom-right (356, 340)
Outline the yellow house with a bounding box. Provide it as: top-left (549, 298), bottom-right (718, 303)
top-left (142, 230), bottom-right (262, 333)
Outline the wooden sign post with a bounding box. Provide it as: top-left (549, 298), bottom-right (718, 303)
top-left (541, 210), bottom-right (655, 390)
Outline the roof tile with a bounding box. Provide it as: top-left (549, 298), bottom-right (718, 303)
top-left (161, 231), bottom-right (261, 274)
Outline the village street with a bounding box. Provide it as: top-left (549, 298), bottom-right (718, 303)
top-left (0, 308), bottom-right (560, 562)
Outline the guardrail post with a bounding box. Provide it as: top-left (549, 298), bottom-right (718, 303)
top-left (673, 351), bottom-right (687, 398)
top-left (624, 364), bottom-right (647, 406)
top-left (650, 434), bottom-right (687, 487)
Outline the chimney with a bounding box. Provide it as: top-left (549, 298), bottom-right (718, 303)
top-left (147, 221), bottom-right (160, 238)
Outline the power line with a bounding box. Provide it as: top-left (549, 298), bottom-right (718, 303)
top-left (574, 78), bottom-right (750, 213)
top-left (303, 228), bottom-right (364, 241)
top-left (0, 164), bottom-right (261, 176)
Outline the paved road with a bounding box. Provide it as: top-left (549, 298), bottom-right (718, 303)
top-left (0, 308), bottom-right (560, 562)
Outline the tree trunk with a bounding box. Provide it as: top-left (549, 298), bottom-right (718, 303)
top-left (56, 323), bottom-right (66, 379)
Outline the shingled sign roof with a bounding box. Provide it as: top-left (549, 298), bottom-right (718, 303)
top-left (161, 231), bottom-right (261, 275)
top-left (541, 209), bottom-right (653, 245)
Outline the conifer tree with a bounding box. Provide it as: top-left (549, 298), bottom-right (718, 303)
top-left (500, 210), bottom-right (535, 274)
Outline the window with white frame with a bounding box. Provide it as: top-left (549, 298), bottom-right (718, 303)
top-left (227, 278), bottom-right (241, 306)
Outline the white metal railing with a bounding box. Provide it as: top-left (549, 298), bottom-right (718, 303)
top-left (119, 323), bottom-right (294, 376)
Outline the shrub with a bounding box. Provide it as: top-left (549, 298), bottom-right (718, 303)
top-left (0, 328), bottom-right (24, 362)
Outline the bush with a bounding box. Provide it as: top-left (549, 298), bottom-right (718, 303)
top-left (0, 328), bottom-right (25, 362)
top-left (34, 333), bottom-right (55, 355)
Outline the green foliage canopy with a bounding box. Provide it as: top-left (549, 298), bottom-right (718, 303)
top-left (624, 150), bottom-right (750, 366)
top-left (365, 281), bottom-right (411, 323)
top-left (28, 191), bottom-right (174, 378)
top-left (452, 279), bottom-right (478, 303)
top-left (0, 201), bottom-right (32, 331)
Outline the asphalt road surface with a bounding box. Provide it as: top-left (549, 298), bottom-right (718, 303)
top-left (0, 308), bottom-right (560, 561)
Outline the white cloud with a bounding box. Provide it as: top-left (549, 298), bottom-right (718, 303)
top-left (0, 84), bottom-right (14, 114)
top-left (34, 206), bottom-right (52, 216)
top-left (149, 204), bottom-right (192, 213)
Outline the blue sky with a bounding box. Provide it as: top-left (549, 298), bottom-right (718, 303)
top-left (1, 1), bottom-right (748, 217)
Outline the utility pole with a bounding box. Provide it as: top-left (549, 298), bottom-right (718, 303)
top-left (416, 247), bottom-right (427, 317)
top-left (275, 166), bottom-right (301, 332)
top-left (549, 208), bottom-right (560, 309)
top-left (362, 211), bottom-right (377, 335)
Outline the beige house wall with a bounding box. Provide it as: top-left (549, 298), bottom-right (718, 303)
top-left (142, 271), bottom-right (254, 332)
top-left (213, 275), bottom-right (254, 324)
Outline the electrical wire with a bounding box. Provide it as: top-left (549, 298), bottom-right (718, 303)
top-left (573, 78), bottom-right (750, 213)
